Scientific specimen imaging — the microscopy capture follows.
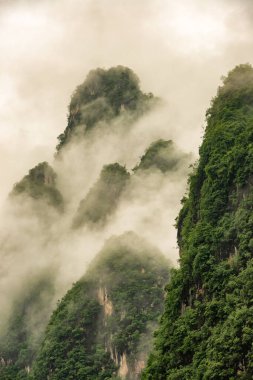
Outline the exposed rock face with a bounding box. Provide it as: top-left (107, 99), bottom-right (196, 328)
top-left (135, 359), bottom-right (145, 376)
top-left (98, 287), bottom-right (113, 317)
top-left (118, 352), bottom-right (128, 378)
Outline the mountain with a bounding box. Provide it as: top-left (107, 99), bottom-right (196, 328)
top-left (142, 64), bottom-right (253, 379)
top-left (2, 62), bottom-right (253, 380)
top-left (133, 139), bottom-right (190, 173)
top-left (11, 162), bottom-right (64, 212)
top-left (56, 66), bottom-right (156, 151)
top-left (73, 163), bottom-right (130, 229)
top-left (32, 233), bottom-right (169, 380)
top-left (0, 66), bottom-right (178, 380)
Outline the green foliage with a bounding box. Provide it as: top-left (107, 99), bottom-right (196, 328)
top-left (32, 232), bottom-right (169, 380)
top-left (56, 66), bottom-right (156, 150)
top-left (72, 163), bottom-right (130, 229)
top-left (143, 64), bottom-right (253, 379)
top-left (32, 285), bottom-right (113, 380)
top-left (11, 162), bottom-right (64, 211)
top-left (133, 139), bottom-right (190, 173)
top-left (0, 365), bottom-right (31, 380)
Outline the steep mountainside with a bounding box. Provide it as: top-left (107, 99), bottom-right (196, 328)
top-left (73, 163), bottom-right (130, 229)
top-left (143, 64), bottom-right (253, 379)
top-left (56, 66), bottom-right (156, 151)
top-left (32, 233), bottom-right (169, 380)
top-left (11, 162), bottom-right (64, 212)
top-left (133, 139), bottom-right (190, 173)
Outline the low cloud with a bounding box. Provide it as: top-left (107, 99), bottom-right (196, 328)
top-left (0, 0), bottom-right (253, 352)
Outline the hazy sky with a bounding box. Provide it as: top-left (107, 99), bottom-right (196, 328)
top-left (1, 0), bottom-right (253, 202)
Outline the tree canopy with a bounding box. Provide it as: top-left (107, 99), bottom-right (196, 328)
top-left (142, 64), bottom-right (253, 379)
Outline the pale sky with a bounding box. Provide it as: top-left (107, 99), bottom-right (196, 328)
top-left (0, 0), bottom-right (253, 201)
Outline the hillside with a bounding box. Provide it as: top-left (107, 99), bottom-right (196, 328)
top-left (73, 163), bottom-right (130, 229)
top-left (143, 64), bottom-right (253, 379)
top-left (11, 162), bottom-right (64, 212)
top-left (32, 233), bottom-right (169, 380)
top-left (56, 66), bottom-right (156, 151)
top-left (133, 139), bottom-right (190, 173)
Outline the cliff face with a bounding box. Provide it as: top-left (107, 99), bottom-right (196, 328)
top-left (143, 64), bottom-right (253, 379)
top-left (32, 232), bottom-right (169, 380)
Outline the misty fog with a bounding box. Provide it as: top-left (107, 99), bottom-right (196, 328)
top-left (1, 0), bottom-right (253, 351)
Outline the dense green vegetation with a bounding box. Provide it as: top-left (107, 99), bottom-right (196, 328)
top-left (72, 163), bottom-right (130, 229)
top-left (31, 232), bottom-right (169, 380)
top-left (11, 162), bottom-right (64, 211)
top-left (133, 139), bottom-right (190, 173)
top-left (143, 64), bottom-right (253, 379)
top-left (56, 66), bottom-right (155, 151)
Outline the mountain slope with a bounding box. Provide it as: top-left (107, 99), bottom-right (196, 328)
top-left (133, 139), bottom-right (190, 173)
top-left (32, 232), bottom-right (169, 380)
top-left (143, 64), bottom-right (253, 379)
top-left (56, 66), bottom-right (155, 151)
top-left (72, 163), bottom-right (130, 229)
top-left (11, 162), bottom-right (64, 212)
